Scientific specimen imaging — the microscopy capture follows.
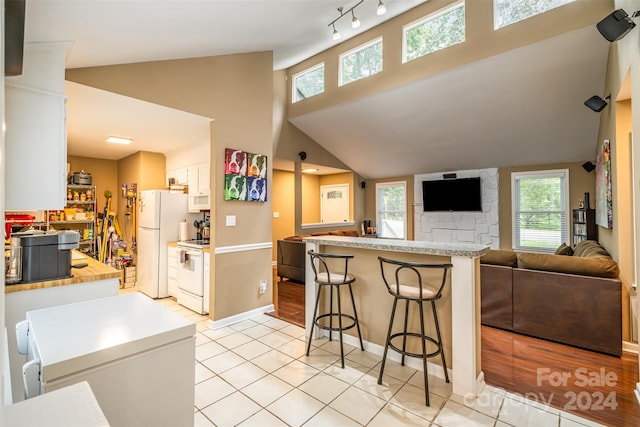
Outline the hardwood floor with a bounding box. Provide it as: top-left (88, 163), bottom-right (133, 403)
top-left (270, 276), bottom-right (640, 425)
top-left (482, 325), bottom-right (640, 426)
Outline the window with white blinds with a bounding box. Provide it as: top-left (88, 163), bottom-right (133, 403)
top-left (511, 170), bottom-right (569, 252)
top-left (376, 181), bottom-right (406, 239)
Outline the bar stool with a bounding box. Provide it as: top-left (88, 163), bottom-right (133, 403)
top-left (377, 256), bottom-right (452, 406)
top-left (306, 250), bottom-right (365, 368)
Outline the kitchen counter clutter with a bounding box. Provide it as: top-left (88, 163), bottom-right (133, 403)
top-left (303, 235), bottom-right (489, 399)
top-left (5, 250), bottom-right (123, 293)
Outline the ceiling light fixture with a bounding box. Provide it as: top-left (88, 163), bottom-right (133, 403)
top-left (106, 136), bottom-right (133, 144)
top-left (328, 0), bottom-right (370, 40)
top-left (302, 168), bottom-right (319, 173)
top-left (351, 10), bottom-right (361, 29)
top-left (332, 23), bottom-right (341, 40)
top-left (377, 0), bottom-right (387, 16)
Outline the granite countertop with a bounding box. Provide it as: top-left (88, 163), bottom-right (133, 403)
top-left (302, 235), bottom-right (489, 257)
top-left (5, 251), bottom-right (123, 294)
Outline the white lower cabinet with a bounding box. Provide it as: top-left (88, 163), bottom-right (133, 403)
top-left (167, 245), bottom-right (178, 297)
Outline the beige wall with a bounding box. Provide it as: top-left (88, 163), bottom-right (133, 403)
top-left (302, 174), bottom-right (320, 224)
top-left (67, 52), bottom-right (274, 321)
top-left (272, 169), bottom-right (295, 260)
top-left (67, 156), bottom-right (119, 214)
top-left (286, 0), bottom-right (611, 119)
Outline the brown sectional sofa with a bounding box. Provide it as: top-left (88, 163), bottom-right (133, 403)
top-left (276, 230), bottom-right (359, 284)
top-left (480, 240), bottom-right (622, 356)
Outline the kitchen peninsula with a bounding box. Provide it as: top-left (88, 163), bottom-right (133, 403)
top-left (303, 235), bottom-right (488, 399)
top-left (4, 251), bottom-right (122, 403)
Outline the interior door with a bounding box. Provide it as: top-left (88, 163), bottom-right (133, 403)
top-left (321, 184), bottom-right (349, 223)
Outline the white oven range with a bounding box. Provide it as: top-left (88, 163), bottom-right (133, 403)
top-left (176, 240), bottom-right (209, 314)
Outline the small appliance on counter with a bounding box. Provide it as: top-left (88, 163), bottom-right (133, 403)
top-left (13, 230), bottom-right (80, 283)
top-left (70, 170), bottom-right (92, 185)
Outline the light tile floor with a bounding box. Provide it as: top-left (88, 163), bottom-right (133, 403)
top-left (151, 295), bottom-right (606, 427)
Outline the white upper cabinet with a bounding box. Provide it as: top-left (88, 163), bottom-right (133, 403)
top-left (5, 43), bottom-right (71, 210)
top-left (188, 163), bottom-right (210, 212)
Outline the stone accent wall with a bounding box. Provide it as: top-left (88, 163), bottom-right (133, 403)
top-left (414, 168), bottom-right (499, 248)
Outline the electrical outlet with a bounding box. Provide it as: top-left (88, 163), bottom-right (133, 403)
top-left (259, 280), bottom-right (267, 294)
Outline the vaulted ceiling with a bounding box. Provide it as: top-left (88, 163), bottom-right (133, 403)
top-left (24, 1), bottom-right (610, 179)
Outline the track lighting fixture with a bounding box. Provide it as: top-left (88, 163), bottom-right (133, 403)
top-left (328, 0), bottom-right (385, 40)
top-left (597, 9), bottom-right (640, 42)
top-left (332, 23), bottom-right (341, 40)
top-left (351, 10), bottom-right (360, 29)
top-left (584, 95), bottom-right (611, 113)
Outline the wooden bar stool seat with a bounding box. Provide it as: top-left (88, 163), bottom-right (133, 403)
top-left (377, 256), bottom-right (452, 406)
top-left (306, 250), bottom-right (364, 368)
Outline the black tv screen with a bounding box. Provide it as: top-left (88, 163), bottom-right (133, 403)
top-left (422, 177), bottom-right (482, 212)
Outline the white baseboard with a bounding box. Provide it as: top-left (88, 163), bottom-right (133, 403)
top-left (324, 330), bottom-right (453, 382)
top-left (623, 340), bottom-right (638, 354)
top-left (208, 304), bottom-right (275, 330)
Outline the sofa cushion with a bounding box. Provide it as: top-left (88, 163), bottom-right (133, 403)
top-left (573, 240), bottom-right (609, 258)
top-left (480, 250), bottom-right (518, 267)
top-left (517, 252), bottom-right (619, 278)
top-left (284, 234), bottom-right (311, 241)
top-left (554, 243), bottom-right (574, 256)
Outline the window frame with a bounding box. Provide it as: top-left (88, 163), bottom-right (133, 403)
top-left (376, 181), bottom-right (407, 240)
top-left (511, 169), bottom-right (570, 252)
top-left (291, 62), bottom-right (325, 103)
top-left (338, 36), bottom-right (383, 87)
top-left (402, 1), bottom-right (465, 64)
top-left (493, 0), bottom-right (576, 30)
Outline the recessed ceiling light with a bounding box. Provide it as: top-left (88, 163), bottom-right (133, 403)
top-left (302, 168), bottom-right (319, 173)
top-left (106, 136), bottom-right (132, 144)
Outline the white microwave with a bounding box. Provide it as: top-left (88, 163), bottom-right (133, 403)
top-left (189, 191), bottom-right (210, 212)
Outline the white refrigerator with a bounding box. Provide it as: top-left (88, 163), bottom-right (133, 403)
top-left (137, 190), bottom-right (188, 298)
top-left (18, 293), bottom-right (196, 427)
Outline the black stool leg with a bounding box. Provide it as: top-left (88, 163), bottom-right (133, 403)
top-left (401, 298), bottom-right (409, 366)
top-left (418, 300), bottom-right (430, 406)
top-left (306, 284), bottom-right (323, 357)
top-left (378, 296), bottom-right (398, 385)
top-left (336, 284), bottom-right (345, 368)
top-left (432, 300), bottom-right (449, 383)
top-left (347, 283), bottom-right (364, 351)
top-left (329, 285), bottom-right (334, 342)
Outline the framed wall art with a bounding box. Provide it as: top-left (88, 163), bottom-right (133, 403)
top-left (224, 148), bottom-right (267, 202)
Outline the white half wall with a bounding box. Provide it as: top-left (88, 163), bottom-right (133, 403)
top-left (414, 168), bottom-right (499, 248)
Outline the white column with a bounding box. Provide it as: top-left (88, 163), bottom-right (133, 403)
top-left (305, 241), bottom-right (321, 340)
top-left (450, 255), bottom-right (483, 398)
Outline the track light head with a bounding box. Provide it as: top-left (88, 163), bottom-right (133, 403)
top-left (377, 0), bottom-right (387, 16)
top-left (584, 95), bottom-right (610, 112)
top-left (332, 23), bottom-right (340, 40)
top-left (597, 9), bottom-right (640, 42)
top-left (351, 10), bottom-right (360, 29)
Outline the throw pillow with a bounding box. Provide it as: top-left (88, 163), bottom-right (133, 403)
top-left (554, 243), bottom-right (574, 256)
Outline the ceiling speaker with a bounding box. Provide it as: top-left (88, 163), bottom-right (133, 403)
top-left (597, 9), bottom-right (636, 42)
top-left (584, 96), bottom-right (608, 112)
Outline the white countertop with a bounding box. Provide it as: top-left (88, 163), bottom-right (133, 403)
top-left (27, 293), bottom-right (195, 382)
top-left (302, 235), bottom-right (489, 257)
top-left (1, 381), bottom-right (109, 426)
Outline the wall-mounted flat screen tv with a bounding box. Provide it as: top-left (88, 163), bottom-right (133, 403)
top-left (422, 177), bottom-right (482, 212)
